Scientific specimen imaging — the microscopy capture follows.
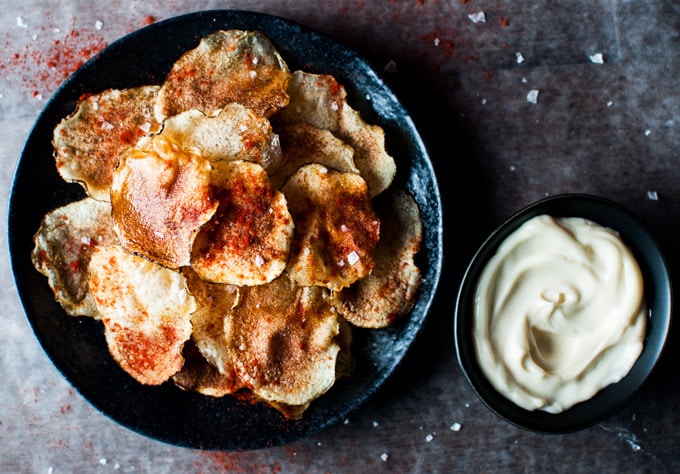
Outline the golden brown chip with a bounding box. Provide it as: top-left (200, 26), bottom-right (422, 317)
top-left (155, 30), bottom-right (290, 121)
top-left (332, 190), bottom-right (422, 328)
top-left (273, 71), bottom-right (396, 197)
top-left (31, 197), bottom-right (119, 318)
top-left (190, 160), bottom-right (293, 286)
top-left (88, 245), bottom-right (195, 385)
top-left (225, 274), bottom-right (341, 416)
top-left (158, 105), bottom-right (283, 172)
top-left (269, 122), bottom-right (359, 189)
top-left (172, 340), bottom-right (244, 397)
top-left (182, 267), bottom-right (240, 380)
top-left (53, 86), bottom-right (161, 201)
top-left (282, 164), bottom-right (380, 291)
top-left (111, 135), bottom-right (218, 268)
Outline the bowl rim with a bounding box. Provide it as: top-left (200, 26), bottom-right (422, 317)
top-left (454, 193), bottom-right (672, 433)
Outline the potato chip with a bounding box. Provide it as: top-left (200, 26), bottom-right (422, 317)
top-left (88, 245), bottom-right (195, 385)
top-left (225, 273), bottom-right (341, 416)
top-left (190, 160), bottom-right (293, 286)
top-left (155, 30), bottom-right (290, 121)
top-left (32, 197), bottom-right (119, 317)
top-left (157, 105), bottom-right (283, 173)
top-left (53, 86), bottom-right (161, 201)
top-left (282, 163), bottom-right (380, 291)
top-left (111, 135), bottom-right (218, 268)
top-left (182, 267), bottom-right (240, 379)
top-left (269, 122), bottom-right (358, 189)
top-left (172, 340), bottom-right (244, 397)
top-left (332, 190), bottom-right (422, 328)
top-left (273, 71), bottom-right (396, 197)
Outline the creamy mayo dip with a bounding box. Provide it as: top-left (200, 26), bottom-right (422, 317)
top-left (473, 215), bottom-right (647, 413)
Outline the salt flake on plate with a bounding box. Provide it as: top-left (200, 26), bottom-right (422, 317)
top-left (450, 422), bottom-right (462, 432)
top-left (469, 12), bottom-right (486, 23)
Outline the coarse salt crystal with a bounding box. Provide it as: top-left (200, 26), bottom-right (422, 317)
top-left (526, 89), bottom-right (539, 104)
top-left (607, 101), bottom-right (613, 107)
top-left (340, 224), bottom-right (349, 232)
top-left (99, 458), bottom-right (108, 465)
top-left (252, 57), bottom-right (259, 64)
top-left (249, 70), bottom-right (257, 80)
top-left (450, 422), bottom-right (462, 432)
top-left (373, 421), bottom-right (379, 427)
top-left (139, 122), bottom-right (152, 133)
top-left (647, 191), bottom-right (659, 201)
top-left (380, 453), bottom-right (389, 462)
top-left (95, 20), bottom-right (103, 30)
top-left (255, 255), bottom-right (264, 267)
top-left (365, 94), bottom-right (371, 101)
top-left (509, 165), bottom-right (516, 171)
top-left (434, 37), bottom-right (441, 47)
top-left (347, 251), bottom-right (360, 266)
top-left (154, 231), bottom-right (165, 239)
top-left (468, 12), bottom-right (486, 24)
top-left (331, 102), bottom-right (339, 111)
top-left (81, 236), bottom-right (92, 245)
top-left (17, 16), bottom-right (28, 28)
top-left (589, 53), bottom-right (604, 64)
top-left (645, 129), bottom-right (652, 136)
top-left (101, 121), bottom-right (115, 130)
top-left (516, 52), bottom-right (525, 64)
top-left (425, 433), bottom-right (434, 442)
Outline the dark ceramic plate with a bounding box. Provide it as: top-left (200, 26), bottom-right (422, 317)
top-left (8, 10), bottom-right (442, 450)
top-left (455, 194), bottom-right (671, 433)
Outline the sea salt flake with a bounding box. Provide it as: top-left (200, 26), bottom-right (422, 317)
top-left (644, 129), bottom-right (652, 136)
top-left (347, 251), bottom-right (360, 265)
top-left (255, 255), bottom-right (264, 267)
top-left (17, 16), bottom-right (28, 28)
top-left (468, 12), bottom-right (486, 24)
top-left (450, 422), bottom-right (462, 432)
top-left (95, 20), bottom-right (104, 30)
top-left (380, 453), bottom-right (389, 462)
top-left (434, 37), bottom-right (441, 47)
top-left (373, 421), bottom-right (379, 427)
top-left (340, 224), bottom-right (349, 232)
top-left (365, 94), bottom-right (371, 101)
top-left (526, 89), bottom-right (539, 104)
top-left (99, 458), bottom-right (108, 465)
top-left (154, 231), bottom-right (165, 239)
top-left (589, 53), bottom-right (604, 64)
top-left (516, 52), bottom-right (525, 64)
top-left (607, 101), bottom-right (613, 107)
top-left (249, 70), bottom-right (257, 80)
top-left (139, 122), bottom-right (152, 133)
top-left (425, 433), bottom-right (434, 442)
top-left (101, 121), bottom-right (115, 130)
top-left (647, 190), bottom-right (659, 201)
top-left (331, 102), bottom-right (339, 111)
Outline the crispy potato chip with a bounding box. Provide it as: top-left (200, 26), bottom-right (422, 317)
top-left (31, 197), bottom-right (119, 317)
top-left (182, 267), bottom-right (240, 380)
top-left (282, 164), bottom-right (380, 291)
top-left (111, 135), bottom-right (218, 268)
top-left (88, 245), bottom-right (195, 385)
top-left (332, 190), bottom-right (422, 328)
top-left (269, 122), bottom-right (358, 189)
top-left (273, 71), bottom-right (396, 197)
top-left (225, 274), bottom-right (341, 416)
top-left (172, 340), bottom-right (245, 397)
top-left (53, 86), bottom-right (161, 201)
top-left (158, 105), bottom-right (283, 172)
top-left (155, 30), bottom-right (290, 121)
top-left (190, 161), bottom-right (293, 286)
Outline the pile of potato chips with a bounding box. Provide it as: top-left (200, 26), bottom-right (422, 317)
top-left (33, 30), bottom-right (422, 419)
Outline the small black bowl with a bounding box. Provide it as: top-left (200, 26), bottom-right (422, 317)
top-left (454, 194), bottom-right (672, 433)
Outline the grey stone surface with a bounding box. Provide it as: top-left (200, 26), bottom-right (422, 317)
top-left (2, 0), bottom-right (679, 471)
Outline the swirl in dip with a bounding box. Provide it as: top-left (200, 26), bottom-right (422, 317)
top-left (473, 215), bottom-right (647, 413)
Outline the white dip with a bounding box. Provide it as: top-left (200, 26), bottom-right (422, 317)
top-left (473, 215), bottom-right (646, 413)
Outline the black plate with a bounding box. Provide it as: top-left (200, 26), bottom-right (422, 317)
top-left (455, 194), bottom-right (671, 433)
top-left (8, 10), bottom-right (442, 450)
